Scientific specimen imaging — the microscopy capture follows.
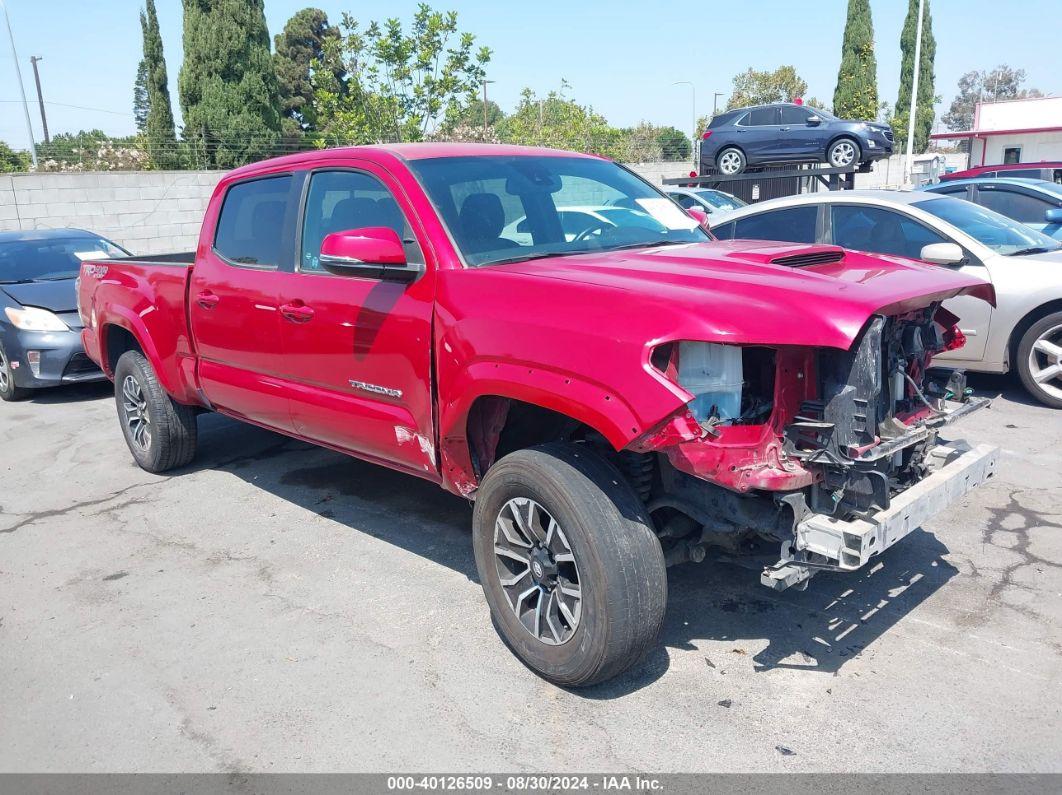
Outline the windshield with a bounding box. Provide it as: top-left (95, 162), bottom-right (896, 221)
top-left (913, 196), bottom-right (1061, 256)
top-left (0, 236), bottom-right (128, 282)
top-left (408, 155), bottom-right (710, 266)
top-left (694, 190), bottom-right (746, 211)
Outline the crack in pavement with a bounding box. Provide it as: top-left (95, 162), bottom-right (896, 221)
top-left (0, 481), bottom-right (162, 535)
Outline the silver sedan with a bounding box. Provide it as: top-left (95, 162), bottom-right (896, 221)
top-left (710, 190), bottom-right (1062, 408)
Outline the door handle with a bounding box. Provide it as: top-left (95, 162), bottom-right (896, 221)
top-left (779, 126), bottom-right (790, 131)
top-left (280, 302), bottom-right (315, 323)
top-left (196, 291), bottom-right (220, 309)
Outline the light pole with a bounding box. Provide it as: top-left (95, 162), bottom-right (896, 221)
top-left (903, 0), bottom-right (925, 186)
top-left (481, 79), bottom-right (496, 136)
top-left (713, 92), bottom-right (724, 117)
top-left (673, 81), bottom-right (695, 167)
top-left (0, 0), bottom-right (37, 168)
top-left (30, 55), bottom-right (48, 144)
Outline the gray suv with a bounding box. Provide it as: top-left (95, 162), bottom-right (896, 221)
top-left (700, 102), bottom-right (894, 175)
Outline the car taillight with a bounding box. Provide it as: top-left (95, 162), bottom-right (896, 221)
top-left (701, 131), bottom-right (712, 140)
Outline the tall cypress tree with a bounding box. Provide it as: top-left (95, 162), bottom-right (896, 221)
top-left (273, 8), bottom-right (341, 135)
top-left (140, 0), bottom-right (177, 167)
top-left (833, 0), bottom-right (878, 121)
top-left (133, 60), bottom-right (149, 134)
top-left (894, 0), bottom-right (936, 153)
top-left (178, 0), bottom-right (281, 168)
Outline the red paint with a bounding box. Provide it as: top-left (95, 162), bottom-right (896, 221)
top-left (78, 145), bottom-right (994, 499)
top-left (321, 227), bottom-right (406, 265)
top-left (938, 160), bottom-right (1062, 181)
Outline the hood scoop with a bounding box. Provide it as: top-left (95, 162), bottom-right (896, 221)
top-left (770, 248), bottom-right (846, 268)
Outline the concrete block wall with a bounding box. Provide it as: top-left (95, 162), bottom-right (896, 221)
top-left (0, 162), bottom-right (692, 256)
top-left (0, 171), bottom-right (224, 255)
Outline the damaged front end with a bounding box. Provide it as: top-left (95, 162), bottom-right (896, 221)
top-left (628, 303), bottom-right (999, 591)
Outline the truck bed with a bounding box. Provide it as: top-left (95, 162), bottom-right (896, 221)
top-left (109, 252), bottom-right (197, 267)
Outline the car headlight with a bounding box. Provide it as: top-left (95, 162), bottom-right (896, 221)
top-left (4, 306), bottom-right (69, 331)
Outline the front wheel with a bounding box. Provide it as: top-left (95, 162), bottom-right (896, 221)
top-left (0, 344), bottom-right (28, 401)
top-left (114, 350), bottom-right (198, 472)
top-left (472, 443), bottom-right (667, 687)
top-left (827, 138), bottom-right (860, 168)
top-left (1016, 311), bottom-right (1062, 409)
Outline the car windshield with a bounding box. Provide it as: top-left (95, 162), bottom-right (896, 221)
top-left (408, 155), bottom-right (710, 266)
top-left (694, 190), bottom-right (746, 211)
top-left (912, 196), bottom-right (1061, 256)
top-left (0, 236), bottom-right (128, 282)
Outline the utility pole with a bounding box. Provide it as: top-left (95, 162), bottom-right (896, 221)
top-left (481, 79), bottom-right (496, 136)
top-left (0, 0), bottom-right (36, 168)
top-left (904, 0), bottom-right (925, 186)
top-left (713, 92), bottom-right (724, 117)
top-left (29, 56), bottom-right (48, 144)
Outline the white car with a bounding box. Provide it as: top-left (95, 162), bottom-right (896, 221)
top-left (664, 187), bottom-right (747, 215)
top-left (501, 205), bottom-right (667, 245)
top-left (710, 190), bottom-right (1062, 408)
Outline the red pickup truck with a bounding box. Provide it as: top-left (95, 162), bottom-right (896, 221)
top-left (78, 144), bottom-right (998, 686)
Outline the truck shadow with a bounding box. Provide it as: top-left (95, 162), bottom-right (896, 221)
top-left (183, 413), bottom-right (957, 696)
top-left (22, 381), bottom-right (112, 404)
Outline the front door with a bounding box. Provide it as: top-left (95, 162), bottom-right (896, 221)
top-left (779, 105), bottom-right (823, 159)
top-left (274, 164), bottom-right (438, 477)
top-left (189, 173), bottom-right (299, 431)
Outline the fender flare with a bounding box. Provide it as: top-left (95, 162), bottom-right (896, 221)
top-left (98, 308), bottom-right (175, 394)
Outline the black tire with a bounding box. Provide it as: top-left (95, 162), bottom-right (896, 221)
top-left (0, 344), bottom-right (29, 402)
top-left (113, 350), bottom-right (198, 472)
top-left (1016, 311), bottom-right (1062, 409)
top-left (472, 442), bottom-right (667, 687)
top-left (716, 146), bottom-right (746, 176)
top-left (827, 137), bottom-right (861, 169)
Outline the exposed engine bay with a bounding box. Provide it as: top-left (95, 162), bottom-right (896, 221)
top-left (619, 301), bottom-right (999, 590)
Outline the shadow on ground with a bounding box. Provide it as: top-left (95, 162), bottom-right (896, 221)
top-left (170, 412), bottom-right (957, 697)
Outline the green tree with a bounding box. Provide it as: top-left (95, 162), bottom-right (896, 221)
top-left (0, 140), bottom-right (30, 173)
top-left (314, 4), bottom-right (491, 144)
top-left (133, 60), bottom-right (149, 134)
top-left (446, 97), bottom-right (505, 132)
top-left (655, 126), bottom-right (691, 161)
top-left (942, 65), bottom-right (1042, 138)
top-left (178, 0), bottom-right (282, 168)
top-left (141, 0), bottom-right (178, 167)
top-left (497, 86), bottom-right (626, 159)
top-left (894, 0), bottom-right (936, 153)
top-left (726, 66), bottom-right (807, 109)
top-left (273, 8), bottom-right (342, 135)
top-left (833, 0), bottom-right (878, 120)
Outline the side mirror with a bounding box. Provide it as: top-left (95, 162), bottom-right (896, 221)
top-left (920, 242), bottom-right (966, 266)
top-left (1045, 208), bottom-right (1062, 223)
top-left (806, 116), bottom-right (822, 126)
top-left (320, 227), bottom-right (422, 283)
top-left (687, 207), bottom-right (710, 230)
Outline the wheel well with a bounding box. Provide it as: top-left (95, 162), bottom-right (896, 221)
top-left (826, 134), bottom-right (860, 155)
top-left (1008, 299), bottom-right (1062, 365)
top-left (466, 396), bottom-right (597, 479)
top-left (103, 325), bottom-right (143, 375)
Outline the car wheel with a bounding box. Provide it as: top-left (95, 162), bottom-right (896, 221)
top-left (0, 344), bottom-right (29, 401)
top-left (1016, 311), bottom-right (1062, 409)
top-left (114, 350), bottom-right (198, 472)
top-left (716, 147), bottom-right (746, 176)
top-left (472, 442), bottom-right (667, 687)
top-left (827, 138), bottom-right (860, 168)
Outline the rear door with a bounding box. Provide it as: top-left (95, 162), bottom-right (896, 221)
top-left (273, 162), bottom-right (438, 477)
top-left (741, 107), bottom-right (784, 161)
top-left (188, 173), bottom-right (299, 430)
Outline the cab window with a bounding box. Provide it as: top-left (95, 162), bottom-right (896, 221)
top-left (214, 175), bottom-right (293, 268)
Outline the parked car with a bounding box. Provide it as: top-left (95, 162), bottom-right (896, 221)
top-left (664, 187), bottom-right (747, 214)
top-left (78, 144), bottom-right (997, 686)
top-left (939, 162), bottom-right (1062, 184)
top-left (923, 178), bottom-right (1062, 240)
top-left (710, 190), bottom-right (1062, 407)
top-left (0, 228), bottom-right (128, 401)
top-left (501, 204), bottom-right (668, 244)
top-left (700, 102), bottom-right (893, 175)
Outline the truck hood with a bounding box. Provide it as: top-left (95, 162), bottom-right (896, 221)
top-left (498, 240), bottom-right (994, 350)
top-left (1, 278), bottom-right (77, 313)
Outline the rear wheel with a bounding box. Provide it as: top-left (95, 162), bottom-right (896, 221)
top-left (1016, 311), bottom-right (1062, 409)
top-left (827, 138), bottom-right (860, 168)
top-left (716, 147), bottom-right (746, 176)
top-left (0, 344), bottom-right (28, 402)
top-left (473, 443), bottom-right (667, 687)
top-left (114, 350), bottom-right (198, 472)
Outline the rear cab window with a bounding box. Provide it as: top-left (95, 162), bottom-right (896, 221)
top-left (214, 175), bottom-right (294, 268)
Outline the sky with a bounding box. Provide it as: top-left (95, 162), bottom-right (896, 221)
top-left (0, 0), bottom-right (1059, 151)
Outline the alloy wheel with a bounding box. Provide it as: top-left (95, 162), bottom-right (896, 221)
top-left (1028, 323), bottom-right (1062, 401)
top-left (121, 374), bottom-right (152, 451)
top-left (493, 497), bottom-right (582, 646)
top-left (831, 141), bottom-right (857, 167)
top-left (0, 348), bottom-right (9, 392)
top-left (718, 151), bottom-right (742, 175)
